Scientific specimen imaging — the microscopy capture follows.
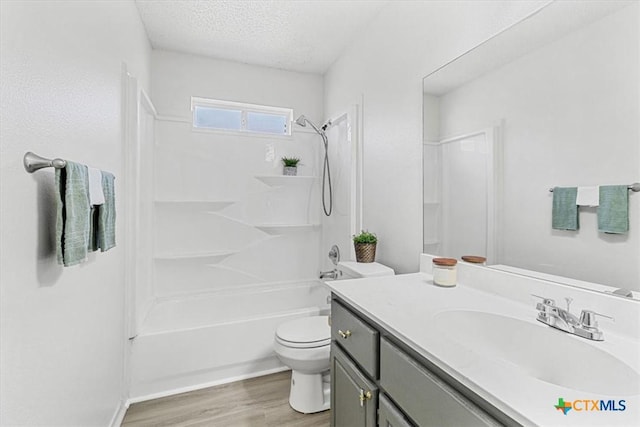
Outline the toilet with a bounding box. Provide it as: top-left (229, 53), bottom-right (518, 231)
top-left (273, 261), bottom-right (394, 414)
top-left (274, 316), bottom-right (331, 414)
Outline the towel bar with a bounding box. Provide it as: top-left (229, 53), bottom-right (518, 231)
top-left (549, 183), bottom-right (640, 193)
top-left (23, 152), bottom-right (66, 173)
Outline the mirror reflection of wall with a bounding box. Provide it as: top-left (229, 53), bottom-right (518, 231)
top-left (423, 1), bottom-right (639, 291)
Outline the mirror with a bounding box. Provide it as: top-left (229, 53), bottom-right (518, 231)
top-left (423, 1), bottom-right (639, 294)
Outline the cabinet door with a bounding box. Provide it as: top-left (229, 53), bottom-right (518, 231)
top-left (331, 343), bottom-right (378, 427)
top-left (379, 394), bottom-right (414, 427)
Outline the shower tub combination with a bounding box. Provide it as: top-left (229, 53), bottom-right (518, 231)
top-left (129, 280), bottom-right (329, 400)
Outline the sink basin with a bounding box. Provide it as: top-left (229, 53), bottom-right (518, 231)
top-left (434, 310), bottom-right (640, 396)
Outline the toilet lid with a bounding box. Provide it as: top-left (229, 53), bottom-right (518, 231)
top-left (276, 316), bottom-right (330, 348)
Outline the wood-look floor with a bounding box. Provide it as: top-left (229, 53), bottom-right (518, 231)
top-left (121, 371), bottom-right (330, 427)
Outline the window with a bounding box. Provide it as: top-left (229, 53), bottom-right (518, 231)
top-left (191, 97), bottom-right (293, 136)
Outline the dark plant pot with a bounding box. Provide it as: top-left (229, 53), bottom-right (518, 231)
top-left (283, 166), bottom-right (298, 176)
top-left (354, 243), bottom-right (376, 263)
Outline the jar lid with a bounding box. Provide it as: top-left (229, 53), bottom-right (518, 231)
top-left (461, 255), bottom-right (486, 264)
top-left (433, 257), bottom-right (457, 266)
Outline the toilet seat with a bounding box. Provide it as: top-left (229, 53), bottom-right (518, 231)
top-left (276, 316), bottom-right (330, 349)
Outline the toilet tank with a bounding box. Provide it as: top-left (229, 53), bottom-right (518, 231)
top-left (337, 261), bottom-right (395, 279)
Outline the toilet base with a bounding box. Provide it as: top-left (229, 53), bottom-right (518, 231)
top-left (288, 370), bottom-right (330, 414)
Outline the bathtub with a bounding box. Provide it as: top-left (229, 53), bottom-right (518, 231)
top-left (129, 280), bottom-right (330, 401)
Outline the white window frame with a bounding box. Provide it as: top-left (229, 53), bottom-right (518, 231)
top-left (191, 97), bottom-right (293, 136)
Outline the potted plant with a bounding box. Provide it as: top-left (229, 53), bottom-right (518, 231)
top-left (353, 230), bottom-right (377, 263)
top-left (281, 157), bottom-right (301, 176)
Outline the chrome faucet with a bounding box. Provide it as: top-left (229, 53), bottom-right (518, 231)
top-left (320, 244), bottom-right (342, 280)
top-left (532, 295), bottom-right (614, 341)
top-left (319, 269), bottom-right (341, 280)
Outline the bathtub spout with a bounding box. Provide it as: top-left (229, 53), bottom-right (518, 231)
top-left (319, 269), bottom-right (341, 280)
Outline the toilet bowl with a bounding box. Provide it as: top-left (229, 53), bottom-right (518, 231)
top-left (274, 315), bottom-right (331, 414)
top-left (274, 261), bottom-right (394, 414)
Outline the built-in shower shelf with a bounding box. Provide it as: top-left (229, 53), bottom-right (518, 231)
top-left (254, 175), bottom-right (318, 187)
top-left (154, 250), bottom-right (238, 263)
top-left (154, 200), bottom-right (235, 212)
top-left (254, 223), bottom-right (321, 235)
top-left (423, 239), bottom-right (440, 246)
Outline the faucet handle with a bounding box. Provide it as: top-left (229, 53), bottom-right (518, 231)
top-left (564, 297), bottom-right (573, 312)
top-left (532, 294), bottom-right (556, 307)
top-left (579, 310), bottom-right (615, 329)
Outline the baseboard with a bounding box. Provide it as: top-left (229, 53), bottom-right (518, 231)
top-left (127, 366), bottom-right (290, 405)
top-left (109, 399), bottom-right (129, 427)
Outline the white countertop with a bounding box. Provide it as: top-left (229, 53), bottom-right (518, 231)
top-left (327, 272), bottom-right (640, 427)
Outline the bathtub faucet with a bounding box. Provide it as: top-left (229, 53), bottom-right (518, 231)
top-left (319, 269), bottom-right (341, 280)
top-left (532, 295), bottom-right (614, 341)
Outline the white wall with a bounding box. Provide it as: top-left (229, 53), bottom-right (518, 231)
top-left (438, 4), bottom-right (639, 289)
top-left (0, 1), bottom-right (150, 425)
top-left (324, 1), bottom-right (548, 273)
top-left (151, 50), bottom-right (323, 121)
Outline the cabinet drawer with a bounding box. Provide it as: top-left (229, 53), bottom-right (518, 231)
top-left (331, 299), bottom-right (379, 378)
top-left (379, 394), bottom-right (414, 427)
top-left (380, 338), bottom-right (500, 427)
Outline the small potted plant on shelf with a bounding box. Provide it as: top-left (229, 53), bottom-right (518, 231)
top-left (281, 157), bottom-right (301, 176)
top-left (353, 230), bottom-right (377, 263)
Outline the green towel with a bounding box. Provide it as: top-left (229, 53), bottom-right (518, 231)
top-left (598, 185), bottom-right (628, 234)
top-left (552, 187), bottom-right (578, 230)
top-left (97, 171), bottom-right (116, 251)
top-left (55, 162), bottom-right (90, 266)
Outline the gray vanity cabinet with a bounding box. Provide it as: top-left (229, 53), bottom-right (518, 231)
top-left (379, 395), bottom-right (414, 427)
top-left (380, 338), bottom-right (500, 427)
top-left (331, 297), bottom-right (509, 427)
top-left (331, 344), bottom-right (379, 427)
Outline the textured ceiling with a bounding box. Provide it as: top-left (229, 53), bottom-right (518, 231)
top-left (135, 0), bottom-right (388, 74)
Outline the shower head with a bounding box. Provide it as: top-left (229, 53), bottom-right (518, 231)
top-left (295, 115), bottom-right (308, 127)
top-left (294, 114), bottom-right (323, 135)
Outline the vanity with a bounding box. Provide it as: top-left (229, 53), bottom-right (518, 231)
top-left (326, 255), bottom-right (640, 426)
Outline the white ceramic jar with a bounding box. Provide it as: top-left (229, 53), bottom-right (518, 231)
top-left (432, 258), bottom-right (458, 287)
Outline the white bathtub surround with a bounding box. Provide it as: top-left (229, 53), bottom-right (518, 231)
top-left (319, 107), bottom-right (363, 271)
top-left (125, 51), bottom-right (329, 400)
top-left (327, 255), bottom-right (639, 426)
top-left (130, 281), bottom-right (329, 399)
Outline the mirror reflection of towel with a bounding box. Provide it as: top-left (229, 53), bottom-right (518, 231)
top-left (576, 186), bottom-right (599, 207)
top-left (551, 187), bottom-right (578, 231)
top-left (598, 185), bottom-right (628, 234)
top-left (97, 171), bottom-right (116, 251)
